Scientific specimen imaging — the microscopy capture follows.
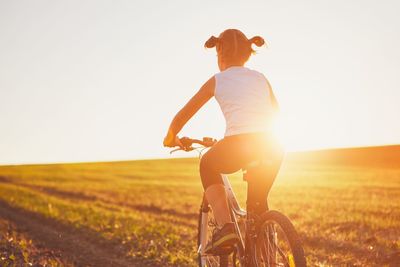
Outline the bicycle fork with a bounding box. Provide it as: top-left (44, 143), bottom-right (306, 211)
top-left (198, 197), bottom-right (210, 266)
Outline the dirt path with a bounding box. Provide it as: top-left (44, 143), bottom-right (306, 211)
top-left (0, 200), bottom-right (158, 267)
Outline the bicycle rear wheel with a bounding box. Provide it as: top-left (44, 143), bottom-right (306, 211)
top-left (254, 210), bottom-right (306, 267)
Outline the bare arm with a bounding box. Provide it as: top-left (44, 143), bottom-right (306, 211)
top-left (163, 76), bottom-right (215, 147)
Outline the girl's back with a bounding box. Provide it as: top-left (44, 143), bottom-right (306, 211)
top-left (215, 66), bottom-right (274, 136)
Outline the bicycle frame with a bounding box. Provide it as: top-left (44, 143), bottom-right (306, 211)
top-left (222, 174), bottom-right (246, 246)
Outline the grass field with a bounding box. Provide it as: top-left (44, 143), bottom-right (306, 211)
top-left (0, 146), bottom-right (399, 266)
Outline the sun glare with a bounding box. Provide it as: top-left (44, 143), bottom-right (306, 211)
top-left (271, 113), bottom-right (314, 152)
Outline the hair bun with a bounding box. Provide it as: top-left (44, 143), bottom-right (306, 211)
top-left (204, 36), bottom-right (218, 48)
top-left (249, 36), bottom-right (265, 47)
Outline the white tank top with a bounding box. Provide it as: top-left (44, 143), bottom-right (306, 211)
top-left (214, 66), bottom-right (275, 136)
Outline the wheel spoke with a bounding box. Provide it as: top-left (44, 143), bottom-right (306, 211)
top-left (256, 220), bottom-right (296, 267)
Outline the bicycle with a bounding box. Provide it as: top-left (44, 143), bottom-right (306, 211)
top-left (171, 137), bottom-right (307, 267)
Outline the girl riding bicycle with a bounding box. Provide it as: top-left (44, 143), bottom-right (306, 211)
top-left (163, 29), bottom-right (283, 255)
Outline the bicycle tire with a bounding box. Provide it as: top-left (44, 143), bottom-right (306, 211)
top-left (256, 210), bottom-right (306, 267)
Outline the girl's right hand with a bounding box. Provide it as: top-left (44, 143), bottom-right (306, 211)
top-left (163, 132), bottom-right (183, 148)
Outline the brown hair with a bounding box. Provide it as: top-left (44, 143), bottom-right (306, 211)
top-left (204, 29), bottom-right (265, 64)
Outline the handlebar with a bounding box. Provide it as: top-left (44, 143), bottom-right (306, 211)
top-left (170, 137), bottom-right (217, 154)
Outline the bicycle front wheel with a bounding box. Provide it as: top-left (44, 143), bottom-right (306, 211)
top-left (254, 210), bottom-right (306, 267)
top-left (198, 204), bottom-right (231, 267)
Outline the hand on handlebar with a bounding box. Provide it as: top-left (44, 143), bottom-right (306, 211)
top-left (167, 137), bottom-right (217, 154)
top-left (163, 132), bottom-right (183, 148)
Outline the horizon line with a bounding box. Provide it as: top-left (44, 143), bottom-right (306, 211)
top-left (1, 142), bottom-right (399, 167)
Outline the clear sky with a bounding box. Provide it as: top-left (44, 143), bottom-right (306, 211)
top-left (1, 0), bottom-right (399, 165)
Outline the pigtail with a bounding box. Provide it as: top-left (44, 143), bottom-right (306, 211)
top-left (204, 35), bottom-right (218, 48)
top-left (249, 36), bottom-right (265, 47)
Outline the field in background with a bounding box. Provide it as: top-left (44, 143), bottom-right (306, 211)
top-left (0, 146), bottom-right (399, 266)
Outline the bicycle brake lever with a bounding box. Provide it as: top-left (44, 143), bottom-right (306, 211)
top-left (170, 146), bottom-right (195, 154)
top-left (170, 148), bottom-right (182, 154)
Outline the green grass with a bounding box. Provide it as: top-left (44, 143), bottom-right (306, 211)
top-left (0, 147), bottom-right (399, 266)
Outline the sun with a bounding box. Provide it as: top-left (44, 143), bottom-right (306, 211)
top-left (270, 113), bottom-right (315, 152)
